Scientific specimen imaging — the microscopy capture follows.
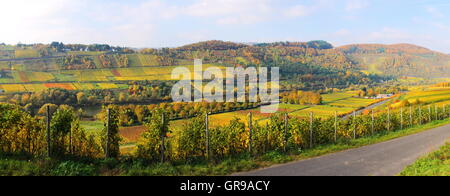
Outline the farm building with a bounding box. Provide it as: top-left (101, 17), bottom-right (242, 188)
top-left (375, 94), bottom-right (394, 99)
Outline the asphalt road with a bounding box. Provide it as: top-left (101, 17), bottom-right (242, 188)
top-left (235, 123), bottom-right (450, 176)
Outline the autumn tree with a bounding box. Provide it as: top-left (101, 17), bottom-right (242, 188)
top-left (100, 106), bottom-right (122, 158)
top-left (50, 107), bottom-right (75, 156)
top-left (136, 110), bottom-right (169, 160)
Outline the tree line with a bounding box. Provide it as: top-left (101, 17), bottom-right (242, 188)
top-left (281, 90), bottom-right (322, 105)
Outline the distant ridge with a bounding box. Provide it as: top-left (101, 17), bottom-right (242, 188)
top-left (337, 43), bottom-right (445, 56)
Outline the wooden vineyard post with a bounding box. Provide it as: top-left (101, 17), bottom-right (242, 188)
top-left (444, 104), bottom-right (446, 118)
top-left (371, 109), bottom-right (374, 135)
top-left (444, 104), bottom-right (450, 118)
top-left (387, 108), bottom-right (390, 132)
top-left (310, 112), bottom-right (313, 148)
top-left (284, 113), bottom-right (288, 152)
top-left (447, 104), bottom-right (450, 118)
top-left (205, 113), bottom-right (210, 160)
top-left (353, 111), bottom-right (356, 139)
top-left (444, 104), bottom-right (448, 119)
top-left (160, 113), bottom-right (165, 163)
top-left (419, 106), bottom-right (422, 125)
top-left (409, 106), bottom-right (413, 127)
top-left (69, 124), bottom-right (72, 155)
top-left (445, 105), bottom-right (450, 118)
top-left (400, 107), bottom-right (403, 130)
top-left (46, 105), bottom-right (51, 158)
top-left (428, 105), bottom-right (432, 122)
top-left (435, 105), bottom-right (438, 120)
top-left (105, 108), bottom-right (110, 159)
top-left (334, 111), bottom-right (338, 143)
top-left (248, 113), bottom-right (253, 154)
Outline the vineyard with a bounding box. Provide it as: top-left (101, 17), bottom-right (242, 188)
top-left (1, 41), bottom-right (449, 176)
top-left (0, 64), bottom-right (223, 93)
top-left (76, 94), bottom-right (380, 147)
top-left (374, 88), bottom-right (450, 111)
top-left (1, 100), bottom-right (449, 164)
top-left (0, 82), bottom-right (128, 93)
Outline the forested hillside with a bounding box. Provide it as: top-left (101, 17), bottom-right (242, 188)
top-left (337, 43), bottom-right (450, 78)
top-left (1, 40), bottom-right (448, 81)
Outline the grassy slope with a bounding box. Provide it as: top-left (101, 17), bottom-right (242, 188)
top-left (399, 143), bottom-right (449, 176)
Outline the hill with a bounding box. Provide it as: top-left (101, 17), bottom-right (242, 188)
top-left (337, 43), bottom-right (450, 78)
top-left (1, 40), bottom-right (448, 84)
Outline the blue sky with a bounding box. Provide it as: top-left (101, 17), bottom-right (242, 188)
top-left (0, 0), bottom-right (449, 53)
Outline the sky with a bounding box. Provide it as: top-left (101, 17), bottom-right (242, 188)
top-left (0, 0), bottom-right (449, 53)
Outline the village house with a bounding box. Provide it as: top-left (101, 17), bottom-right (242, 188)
top-left (375, 94), bottom-right (394, 99)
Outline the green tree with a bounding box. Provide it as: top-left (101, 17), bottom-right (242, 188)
top-left (100, 106), bottom-right (122, 158)
top-left (136, 110), bottom-right (169, 160)
top-left (50, 107), bottom-right (75, 156)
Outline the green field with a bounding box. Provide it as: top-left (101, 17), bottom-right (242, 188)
top-left (80, 121), bottom-right (104, 134)
top-left (400, 143), bottom-right (449, 176)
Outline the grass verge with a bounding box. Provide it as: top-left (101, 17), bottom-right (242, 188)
top-left (399, 143), bottom-right (449, 176)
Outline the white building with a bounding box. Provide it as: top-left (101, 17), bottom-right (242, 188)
top-left (376, 94), bottom-right (394, 99)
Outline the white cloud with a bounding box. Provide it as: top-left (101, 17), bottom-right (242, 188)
top-left (285, 5), bottom-right (312, 18)
top-left (367, 27), bottom-right (415, 42)
top-left (0, 0), bottom-right (181, 47)
top-left (185, 0), bottom-right (272, 25)
top-left (284, 0), bottom-right (334, 18)
top-left (334, 29), bottom-right (351, 37)
top-left (0, 0), bottom-right (82, 44)
top-left (185, 0), bottom-right (271, 16)
top-left (345, 0), bottom-right (369, 11)
top-left (426, 6), bottom-right (444, 18)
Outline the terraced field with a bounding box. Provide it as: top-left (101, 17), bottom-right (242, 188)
top-left (322, 91), bottom-right (358, 103)
top-left (289, 105), bottom-right (356, 119)
top-left (329, 97), bottom-right (377, 108)
top-left (14, 49), bottom-right (40, 58)
top-left (0, 64), bottom-right (224, 93)
top-left (0, 82), bottom-right (127, 92)
top-left (400, 89), bottom-right (450, 103)
top-left (287, 91), bottom-right (379, 119)
top-left (377, 88), bottom-right (450, 109)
